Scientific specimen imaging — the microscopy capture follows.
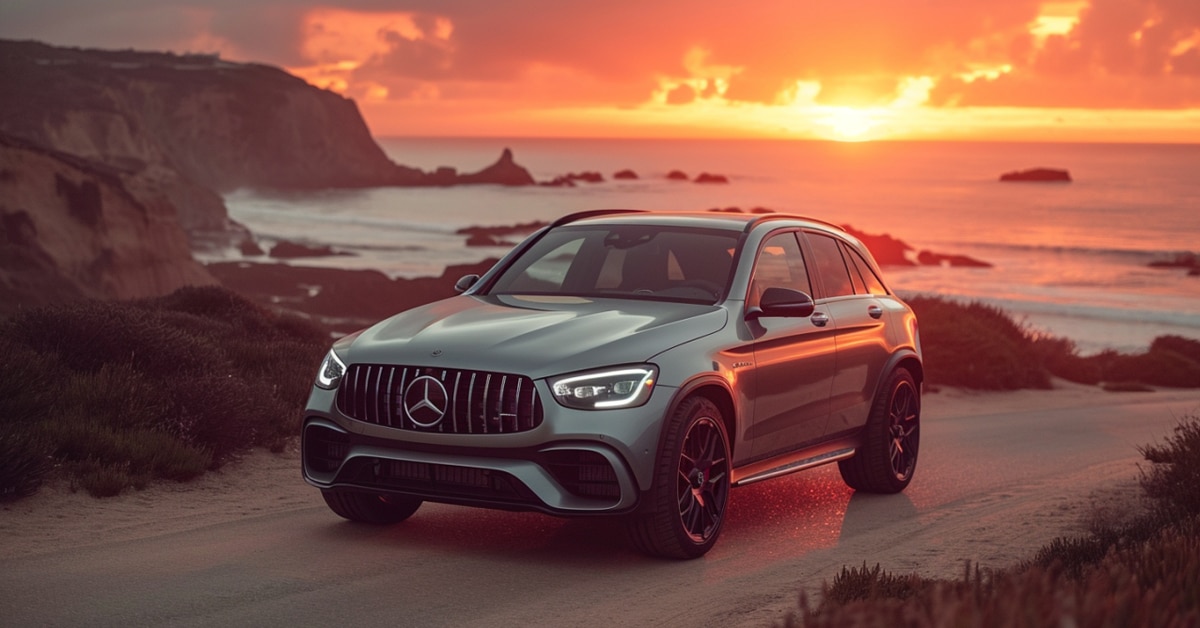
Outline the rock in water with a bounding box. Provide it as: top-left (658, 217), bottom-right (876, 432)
top-left (999, 168), bottom-right (1072, 182)
top-left (457, 148), bottom-right (536, 186)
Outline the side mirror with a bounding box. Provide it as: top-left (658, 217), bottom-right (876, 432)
top-left (454, 274), bottom-right (480, 293)
top-left (746, 287), bottom-right (815, 320)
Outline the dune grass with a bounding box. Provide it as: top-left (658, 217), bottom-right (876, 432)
top-left (906, 295), bottom-right (1200, 391)
top-left (785, 413), bottom-right (1200, 627)
top-left (0, 286), bottom-right (327, 499)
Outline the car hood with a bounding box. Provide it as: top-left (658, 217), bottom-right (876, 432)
top-left (342, 294), bottom-right (727, 379)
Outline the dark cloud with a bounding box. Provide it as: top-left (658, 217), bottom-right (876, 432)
top-left (940, 0), bottom-right (1200, 107)
top-left (2, 0), bottom-right (1198, 110)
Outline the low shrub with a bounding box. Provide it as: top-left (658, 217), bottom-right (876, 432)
top-left (1139, 418), bottom-right (1200, 521)
top-left (1152, 335), bottom-right (1200, 364)
top-left (788, 414), bottom-right (1200, 626)
top-left (904, 296), bottom-right (1200, 391)
top-left (822, 562), bottom-right (934, 606)
top-left (1101, 349), bottom-right (1200, 388)
top-left (0, 286), bottom-right (328, 499)
top-left (1033, 336), bottom-right (1102, 385)
top-left (905, 296), bottom-right (1052, 390)
top-left (0, 424), bottom-right (52, 502)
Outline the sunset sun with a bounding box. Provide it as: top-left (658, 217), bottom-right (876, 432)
top-left (816, 107), bottom-right (881, 141)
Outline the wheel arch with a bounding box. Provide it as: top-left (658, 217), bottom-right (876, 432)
top-left (873, 351), bottom-right (923, 403)
top-left (665, 375), bottom-right (738, 458)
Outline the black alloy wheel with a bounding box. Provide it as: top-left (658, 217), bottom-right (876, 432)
top-left (627, 396), bottom-right (731, 559)
top-left (838, 367), bottom-right (920, 493)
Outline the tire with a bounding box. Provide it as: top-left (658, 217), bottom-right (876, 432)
top-left (321, 489), bottom-right (422, 524)
top-left (838, 367), bottom-right (920, 493)
top-left (627, 396), bottom-right (731, 559)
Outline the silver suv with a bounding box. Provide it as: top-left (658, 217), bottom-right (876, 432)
top-left (302, 210), bottom-right (922, 558)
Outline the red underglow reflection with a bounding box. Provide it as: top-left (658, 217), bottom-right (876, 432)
top-left (709, 466), bottom-right (852, 567)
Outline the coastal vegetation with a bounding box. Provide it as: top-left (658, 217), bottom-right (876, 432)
top-left (907, 295), bottom-right (1200, 391)
top-left (1, 284), bottom-right (1197, 624)
top-left (2, 288), bottom-right (1197, 501)
top-left (785, 413), bottom-right (1200, 627)
top-left (0, 286), bottom-right (326, 500)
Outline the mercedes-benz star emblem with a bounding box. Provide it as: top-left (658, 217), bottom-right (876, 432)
top-left (403, 375), bottom-right (449, 427)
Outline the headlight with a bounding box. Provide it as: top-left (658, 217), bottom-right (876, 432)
top-left (315, 350), bottom-right (347, 390)
top-left (550, 366), bottom-right (657, 410)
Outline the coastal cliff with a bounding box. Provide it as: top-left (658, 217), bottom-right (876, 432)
top-left (0, 39), bottom-right (537, 313)
top-left (0, 39), bottom-right (425, 239)
top-left (0, 40), bottom-right (424, 192)
top-left (0, 40), bottom-right (535, 237)
top-left (0, 134), bottom-right (216, 313)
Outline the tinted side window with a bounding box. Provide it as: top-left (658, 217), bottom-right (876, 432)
top-left (843, 244), bottom-right (889, 295)
top-left (806, 232), bottom-right (855, 298)
top-left (748, 232), bottom-right (811, 306)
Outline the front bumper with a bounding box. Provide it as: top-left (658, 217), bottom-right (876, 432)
top-left (300, 381), bottom-right (674, 515)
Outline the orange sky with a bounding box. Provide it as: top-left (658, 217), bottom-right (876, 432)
top-left (4, 0), bottom-right (1200, 142)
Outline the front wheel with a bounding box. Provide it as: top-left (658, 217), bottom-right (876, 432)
top-left (838, 367), bottom-right (920, 493)
top-left (322, 489), bottom-right (422, 524)
top-left (627, 396), bottom-right (731, 559)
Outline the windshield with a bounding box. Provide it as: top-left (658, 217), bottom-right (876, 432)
top-left (486, 224), bottom-right (740, 304)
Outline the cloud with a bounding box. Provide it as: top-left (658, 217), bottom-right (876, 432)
top-left (2, 0), bottom-right (1198, 113)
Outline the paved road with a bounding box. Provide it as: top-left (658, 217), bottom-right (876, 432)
top-left (3, 388), bottom-right (1199, 627)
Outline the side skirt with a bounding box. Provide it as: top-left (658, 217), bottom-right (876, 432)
top-left (731, 435), bottom-right (859, 486)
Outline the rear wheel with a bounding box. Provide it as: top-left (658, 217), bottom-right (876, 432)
top-left (321, 489), bottom-right (422, 524)
top-left (627, 396), bottom-right (731, 559)
top-left (838, 367), bottom-right (920, 493)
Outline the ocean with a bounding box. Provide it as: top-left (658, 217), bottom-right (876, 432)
top-left (219, 138), bottom-right (1200, 355)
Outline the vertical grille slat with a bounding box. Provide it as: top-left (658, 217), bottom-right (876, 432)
top-left (512, 378), bottom-right (522, 433)
top-left (498, 375), bottom-right (508, 434)
top-left (371, 366), bottom-right (384, 425)
top-left (353, 366), bottom-right (367, 422)
top-left (451, 372), bottom-right (462, 433)
top-left (335, 364), bottom-right (544, 434)
top-left (384, 368), bottom-right (395, 427)
top-left (482, 374), bottom-right (492, 434)
top-left (467, 372), bottom-right (477, 434)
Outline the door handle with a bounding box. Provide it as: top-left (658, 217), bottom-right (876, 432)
top-left (811, 312), bottom-right (830, 327)
top-left (868, 304), bottom-right (884, 319)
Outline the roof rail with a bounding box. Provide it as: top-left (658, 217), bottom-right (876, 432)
top-left (550, 209), bottom-right (645, 228)
top-left (743, 212), bottom-right (847, 234)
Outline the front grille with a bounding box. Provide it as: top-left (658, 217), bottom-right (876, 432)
top-left (336, 364), bottom-right (544, 434)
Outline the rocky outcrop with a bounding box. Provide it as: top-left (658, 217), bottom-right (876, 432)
top-left (999, 168), bottom-right (1072, 182)
top-left (458, 221), bottom-right (549, 246)
top-left (916, 251), bottom-right (992, 268)
top-left (207, 258), bottom-right (500, 333)
top-left (0, 40), bottom-right (538, 245)
top-left (694, 172), bottom-right (729, 184)
top-left (455, 148), bottom-right (536, 186)
top-left (0, 134), bottom-right (216, 313)
top-left (0, 40), bottom-right (424, 193)
top-left (1149, 252), bottom-right (1200, 276)
top-left (541, 170), bottom-right (605, 187)
top-left (268, 240), bottom-right (351, 259)
top-left (840, 225), bottom-right (916, 266)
